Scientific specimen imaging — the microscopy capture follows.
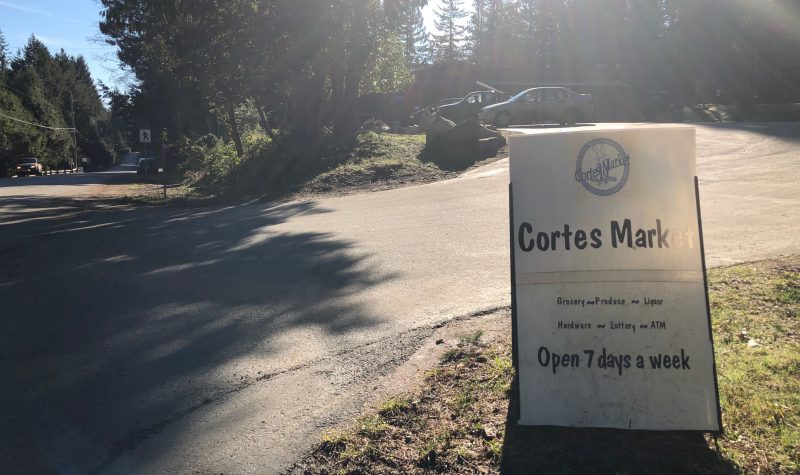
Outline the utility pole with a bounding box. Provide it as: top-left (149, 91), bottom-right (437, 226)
top-left (70, 92), bottom-right (78, 171)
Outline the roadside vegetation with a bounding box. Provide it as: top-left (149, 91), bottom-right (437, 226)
top-left (299, 132), bottom-right (448, 196)
top-left (296, 256), bottom-right (800, 474)
top-left (0, 34), bottom-right (119, 177)
top-left (119, 129), bottom-right (507, 205)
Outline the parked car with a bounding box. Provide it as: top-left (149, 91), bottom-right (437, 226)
top-left (409, 97), bottom-right (462, 124)
top-left (479, 87), bottom-right (594, 127)
top-left (55, 160), bottom-right (75, 173)
top-left (436, 90), bottom-right (511, 124)
top-left (136, 157), bottom-right (158, 175)
top-left (15, 157), bottom-right (43, 177)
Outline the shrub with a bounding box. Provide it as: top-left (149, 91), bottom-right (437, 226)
top-left (243, 131), bottom-right (272, 160)
top-left (201, 141), bottom-right (239, 189)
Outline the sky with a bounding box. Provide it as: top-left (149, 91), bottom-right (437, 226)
top-left (0, 0), bottom-right (124, 90)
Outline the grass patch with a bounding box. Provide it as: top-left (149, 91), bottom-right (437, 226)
top-left (378, 398), bottom-right (413, 419)
top-left (297, 256), bottom-right (799, 474)
top-left (708, 258), bottom-right (800, 473)
top-left (300, 132), bottom-right (450, 195)
top-left (459, 329), bottom-right (484, 346)
top-left (106, 172), bottom-right (207, 205)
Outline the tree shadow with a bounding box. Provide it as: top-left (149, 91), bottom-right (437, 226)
top-left (0, 197), bottom-right (400, 473)
top-left (499, 379), bottom-right (739, 474)
top-left (0, 170), bottom-right (137, 189)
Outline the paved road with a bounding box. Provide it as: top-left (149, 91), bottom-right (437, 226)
top-left (1, 123), bottom-right (798, 473)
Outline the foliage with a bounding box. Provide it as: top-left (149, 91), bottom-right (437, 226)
top-left (242, 130), bottom-right (272, 160)
top-left (99, 0), bottom-right (424, 162)
top-left (431, 0), bottom-right (469, 62)
top-left (361, 33), bottom-right (415, 94)
top-left (461, 0), bottom-right (800, 105)
top-left (95, 0), bottom-right (800, 193)
top-left (0, 32), bottom-right (117, 174)
top-left (397, 1), bottom-right (430, 67)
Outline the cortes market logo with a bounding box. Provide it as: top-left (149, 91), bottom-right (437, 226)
top-left (574, 138), bottom-right (630, 196)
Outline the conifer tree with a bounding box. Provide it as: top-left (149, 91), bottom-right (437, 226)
top-left (398, 3), bottom-right (430, 67)
top-left (431, 0), bottom-right (468, 63)
top-left (0, 29), bottom-right (8, 83)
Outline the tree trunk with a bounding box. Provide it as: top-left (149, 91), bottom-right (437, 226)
top-left (335, 60), bottom-right (363, 142)
top-left (225, 100), bottom-right (243, 157)
top-left (256, 102), bottom-right (299, 158)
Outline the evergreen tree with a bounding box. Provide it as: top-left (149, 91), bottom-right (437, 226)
top-left (467, 0), bottom-right (485, 64)
top-left (431, 0), bottom-right (468, 62)
top-left (0, 35), bottom-right (119, 170)
top-left (398, 2), bottom-right (430, 67)
top-left (0, 28), bottom-right (8, 83)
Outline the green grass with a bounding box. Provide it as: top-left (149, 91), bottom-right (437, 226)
top-left (301, 132), bottom-right (447, 194)
top-left (378, 398), bottom-right (413, 418)
top-left (459, 329), bottom-right (484, 346)
top-left (708, 259), bottom-right (800, 473)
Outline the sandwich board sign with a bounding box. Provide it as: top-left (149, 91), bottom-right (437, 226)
top-left (509, 124), bottom-right (721, 431)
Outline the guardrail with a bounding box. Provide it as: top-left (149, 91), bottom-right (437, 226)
top-left (43, 168), bottom-right (80, 175)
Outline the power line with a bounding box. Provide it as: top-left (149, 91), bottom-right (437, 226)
top-left (0, 110), bottom-right (75, 131)
top-left (0, 82), bottom-right (35, 101)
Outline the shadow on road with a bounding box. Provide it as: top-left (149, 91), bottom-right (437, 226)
top-left (0, 197), bottom-right (398, 473)
top-left (0, 170), bottom-right (137, 189)
top-left (499, 379), bottom-right (738, 474)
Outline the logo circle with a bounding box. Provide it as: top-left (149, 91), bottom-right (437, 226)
top-left (574, 138), bottom-right (630, 196)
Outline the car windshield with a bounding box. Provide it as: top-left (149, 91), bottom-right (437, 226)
top-left (18, 158), bottom-right (37, 164)
top-left (509, 89), bottom-right (534, 102)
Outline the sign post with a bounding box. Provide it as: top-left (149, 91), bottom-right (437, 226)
top-left (509, 124), bottom-right (721, 431)
top-left (139, 129), bottom-right (151, 158)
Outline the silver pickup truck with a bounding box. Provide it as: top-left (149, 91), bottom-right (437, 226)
top-left (479, 87), bottom-right (594, 127)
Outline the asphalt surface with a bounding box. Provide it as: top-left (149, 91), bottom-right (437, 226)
top-left (1, 123), bottom-right (798, 474)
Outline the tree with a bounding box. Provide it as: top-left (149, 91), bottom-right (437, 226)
top-left (431, 0), bottom-right (468, 62)
top-left (398, 1), bottom-right (430, 67)
top-left (362, 33), bottom-right (415, 93)
top-left (0, 35), bottom-right (119, 169)
top-left (0, 28), bottom-right (8, 83)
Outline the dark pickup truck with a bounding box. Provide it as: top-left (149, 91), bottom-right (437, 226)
top-left (435, 90), bottom-right (511, 124)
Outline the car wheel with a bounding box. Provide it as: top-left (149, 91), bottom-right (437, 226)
top-left (494, 112), bottom-right (511, 128)
top-left (563, 109), bottom-right (580, 127)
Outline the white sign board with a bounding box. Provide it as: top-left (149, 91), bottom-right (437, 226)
top-left (139, 129), bottom-right (151, 143)
top-left (509, 124), bottom-right (720, 431)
